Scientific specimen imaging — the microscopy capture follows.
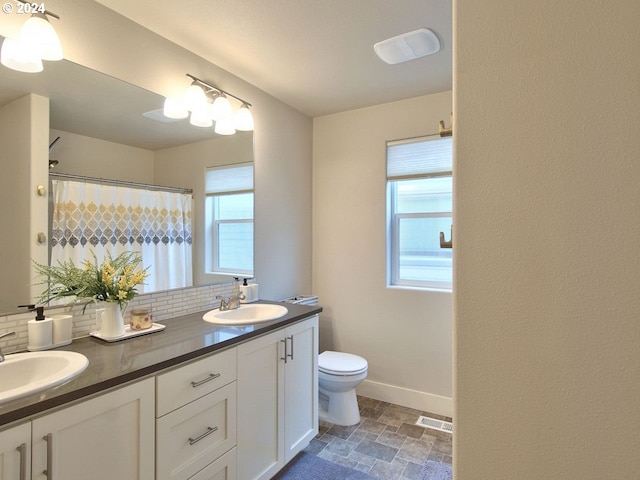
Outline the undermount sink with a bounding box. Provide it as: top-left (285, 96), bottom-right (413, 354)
top-left (203, 303), bottom-right (288, 325)
top-left (0, 351), bottom-right (89, 404)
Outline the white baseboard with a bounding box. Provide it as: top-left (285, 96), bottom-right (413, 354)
top-left (357, 379), bottom-right (453, 419)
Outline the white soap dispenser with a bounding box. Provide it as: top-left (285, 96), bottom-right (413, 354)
top-left (27, 306), bottom-right (53, 351)
top-left (240, 277), bottom-right (259, 303)
top-left (240, 278), bottom-right (253, 303)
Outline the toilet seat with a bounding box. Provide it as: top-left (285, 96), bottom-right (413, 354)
top-left (318, 351), bottom-right (368, 375)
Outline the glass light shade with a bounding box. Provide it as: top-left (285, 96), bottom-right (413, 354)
top-left (214, 116), bottom-right (236, 135)
top-left (210, 95), bottom-right (233, 121)
top-left (184, 83), bottom-right (207, 111)
top-left (234, 105), bottom-right (254, 131)
top-left (163, 97), bottom-right (188, 119)
top-left (190, 104), bottom-right (213, 128)
top-left (0, 36), bottom-right (43, 73)
top-left (20, 14), bottom-right (63, 61)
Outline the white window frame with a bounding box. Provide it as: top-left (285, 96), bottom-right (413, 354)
top-left (209, 195), bottom-right (253, 275)
top-left (386, 135), bottom-right (453, 291)
top-left (205, 163), bottom-right (254, 276)
top-left (389, 209), bottom-right (452, 289)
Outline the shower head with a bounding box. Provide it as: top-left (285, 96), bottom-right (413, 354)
top-left (49, 160), bottom-right (59, 169)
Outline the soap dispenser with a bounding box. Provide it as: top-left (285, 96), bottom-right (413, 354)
top-left (23, 305), bottom-right (53, 351)
top-left (240, 278), bottom-right (252, 303)
top-left (239, 278), bottom-right (258, 303)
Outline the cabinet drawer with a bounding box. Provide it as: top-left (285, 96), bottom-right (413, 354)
top-left (157, 347), bottom-right (236, 417)
top-left (189, 447), bottom-right (236, 480)
top-left (157, 382), bottom-right (236, 480)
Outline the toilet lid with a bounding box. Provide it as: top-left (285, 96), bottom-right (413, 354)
top-left (318, 351), bottom-right (368, 374)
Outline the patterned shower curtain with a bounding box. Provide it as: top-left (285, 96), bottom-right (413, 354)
top-left (50, 180), bottom-right (193, 293)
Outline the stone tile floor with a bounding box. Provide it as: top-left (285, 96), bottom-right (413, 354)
top-left (304, 396), bottom-right (452, 479)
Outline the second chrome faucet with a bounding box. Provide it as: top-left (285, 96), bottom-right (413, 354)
top-left (216, 290), bottom-right (246, 311)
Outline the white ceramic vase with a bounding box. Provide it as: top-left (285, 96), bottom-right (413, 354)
top-left (99, 302), bottom-right (125, 339)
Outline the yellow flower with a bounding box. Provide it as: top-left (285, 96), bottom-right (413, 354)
top-left (131, 270), bottom-right (147, 284)
top-left (117, 290), bottom-right (128, 300)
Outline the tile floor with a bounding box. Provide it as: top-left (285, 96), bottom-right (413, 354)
top-left (304, 396), bottom-right (452, 479)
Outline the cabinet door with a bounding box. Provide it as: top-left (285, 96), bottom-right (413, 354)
top-left (32, 378), bottom-right (155, 480)
top-left (0, 422), bottom-right (30, 480)
top-left (284, 315), bottom-right (318, 462)
top-left (236, 330), bottom-right (284, 480)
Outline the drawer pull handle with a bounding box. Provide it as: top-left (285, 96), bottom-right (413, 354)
top-left (280, 338), bottom-right (287, 363)
top-left (16, 443), bottom-right (27, 480)
top-left (287, 335), bottom-right (294, 360)
top-left (43, 433), bottom-right (53, 478)
top-left (188, 426), bottom-right (218, 445)
top-left (191, 372), bottom-right (221, 388)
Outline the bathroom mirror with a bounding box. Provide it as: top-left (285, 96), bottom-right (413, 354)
top-left (0, 48), bottom-right (254, 314)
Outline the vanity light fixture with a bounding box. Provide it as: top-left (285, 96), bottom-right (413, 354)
top-left (214, 115), bottom-right (236, 135)
top-left (163, 74), bottom-right (253, 134)
top-left (184, 81), bottom-right (207, 111)
top-left (189, 102), bottom-right (213, 128)
top-left (234, 103), bottom-right (254, 132)
top-left (210, 93), bottom-right (233, 122)
top-left (0, 2), bottom-right (63, 73)
top-left (162, 97), bottom-right (188, 119)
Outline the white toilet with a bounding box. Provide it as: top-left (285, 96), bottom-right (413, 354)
top-left (318, 350), bottom-right (368, 426)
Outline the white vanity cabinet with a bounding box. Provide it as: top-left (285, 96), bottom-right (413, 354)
top-left (236, 315), bottom-right (318, 480)
top-left (0, 311), bottom-right (319, 480)
top-left (0, 422), bottom-right (30, 480)
top-left (156, 347), bottom-right (237, 480)
top-left (31, 377), bottom-right (155, 480)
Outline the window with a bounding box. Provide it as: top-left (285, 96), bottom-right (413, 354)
top-left (205, 163), bottom-right (254, 275)
top-left (387, 135), bottom-right (453, 290)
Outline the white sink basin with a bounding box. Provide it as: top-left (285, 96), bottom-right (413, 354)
top-left (0, 351), bottom-right (89, 404)
top-left (203, 303), bottom-right (288, 325)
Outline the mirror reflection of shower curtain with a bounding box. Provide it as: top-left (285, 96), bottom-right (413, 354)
top-left (50, 180), bottom-right (193, 293)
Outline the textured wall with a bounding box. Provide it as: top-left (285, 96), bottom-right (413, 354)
top-left (454, 1), bottom-right (640, 478)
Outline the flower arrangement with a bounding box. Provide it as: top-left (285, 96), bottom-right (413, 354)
top-left (33, 251), bottom-right (149, 310)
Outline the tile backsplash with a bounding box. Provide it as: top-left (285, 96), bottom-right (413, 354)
top-left (0, 282), bottom-right (235, 355)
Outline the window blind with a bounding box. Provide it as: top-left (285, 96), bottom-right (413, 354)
top-left (205, 162), bottom-right (254, 194)
top-left (387, 136), bottom-right (452, 180)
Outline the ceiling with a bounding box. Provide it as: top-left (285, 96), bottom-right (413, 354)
top-left (95, 0), bottom-right (452, 118)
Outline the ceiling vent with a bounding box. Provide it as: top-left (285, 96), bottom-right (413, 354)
top-left (374, 28), bottom-right (440, 64)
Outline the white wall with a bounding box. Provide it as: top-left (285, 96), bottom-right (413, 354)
top-left (455, 1), bottom-right (640, 478)
top-left (313, 91), bottom-right (453, 416)
top-left (0, 95), bottom-right (48, 312)
top-left (49, 129), bottom-right (154, 182)
top-left (0, 0), bottom-right (313, 301)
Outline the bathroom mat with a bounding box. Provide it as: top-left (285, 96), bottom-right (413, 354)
top-left (272, 452), bottom-right (375, 480)
top-left (418, 460), bottom-right (452, 480)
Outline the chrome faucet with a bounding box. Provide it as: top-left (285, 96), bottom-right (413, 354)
top-left (216, 290), bottom-right (246, 311)
top-left (0, 331), bottom-right (16, 362)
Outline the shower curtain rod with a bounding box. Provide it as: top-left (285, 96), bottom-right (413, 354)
top-left (49, 172), bottom-right (193, 195)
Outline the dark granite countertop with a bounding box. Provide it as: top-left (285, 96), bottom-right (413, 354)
top-left (0, 301), bottom-right (322, 427)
